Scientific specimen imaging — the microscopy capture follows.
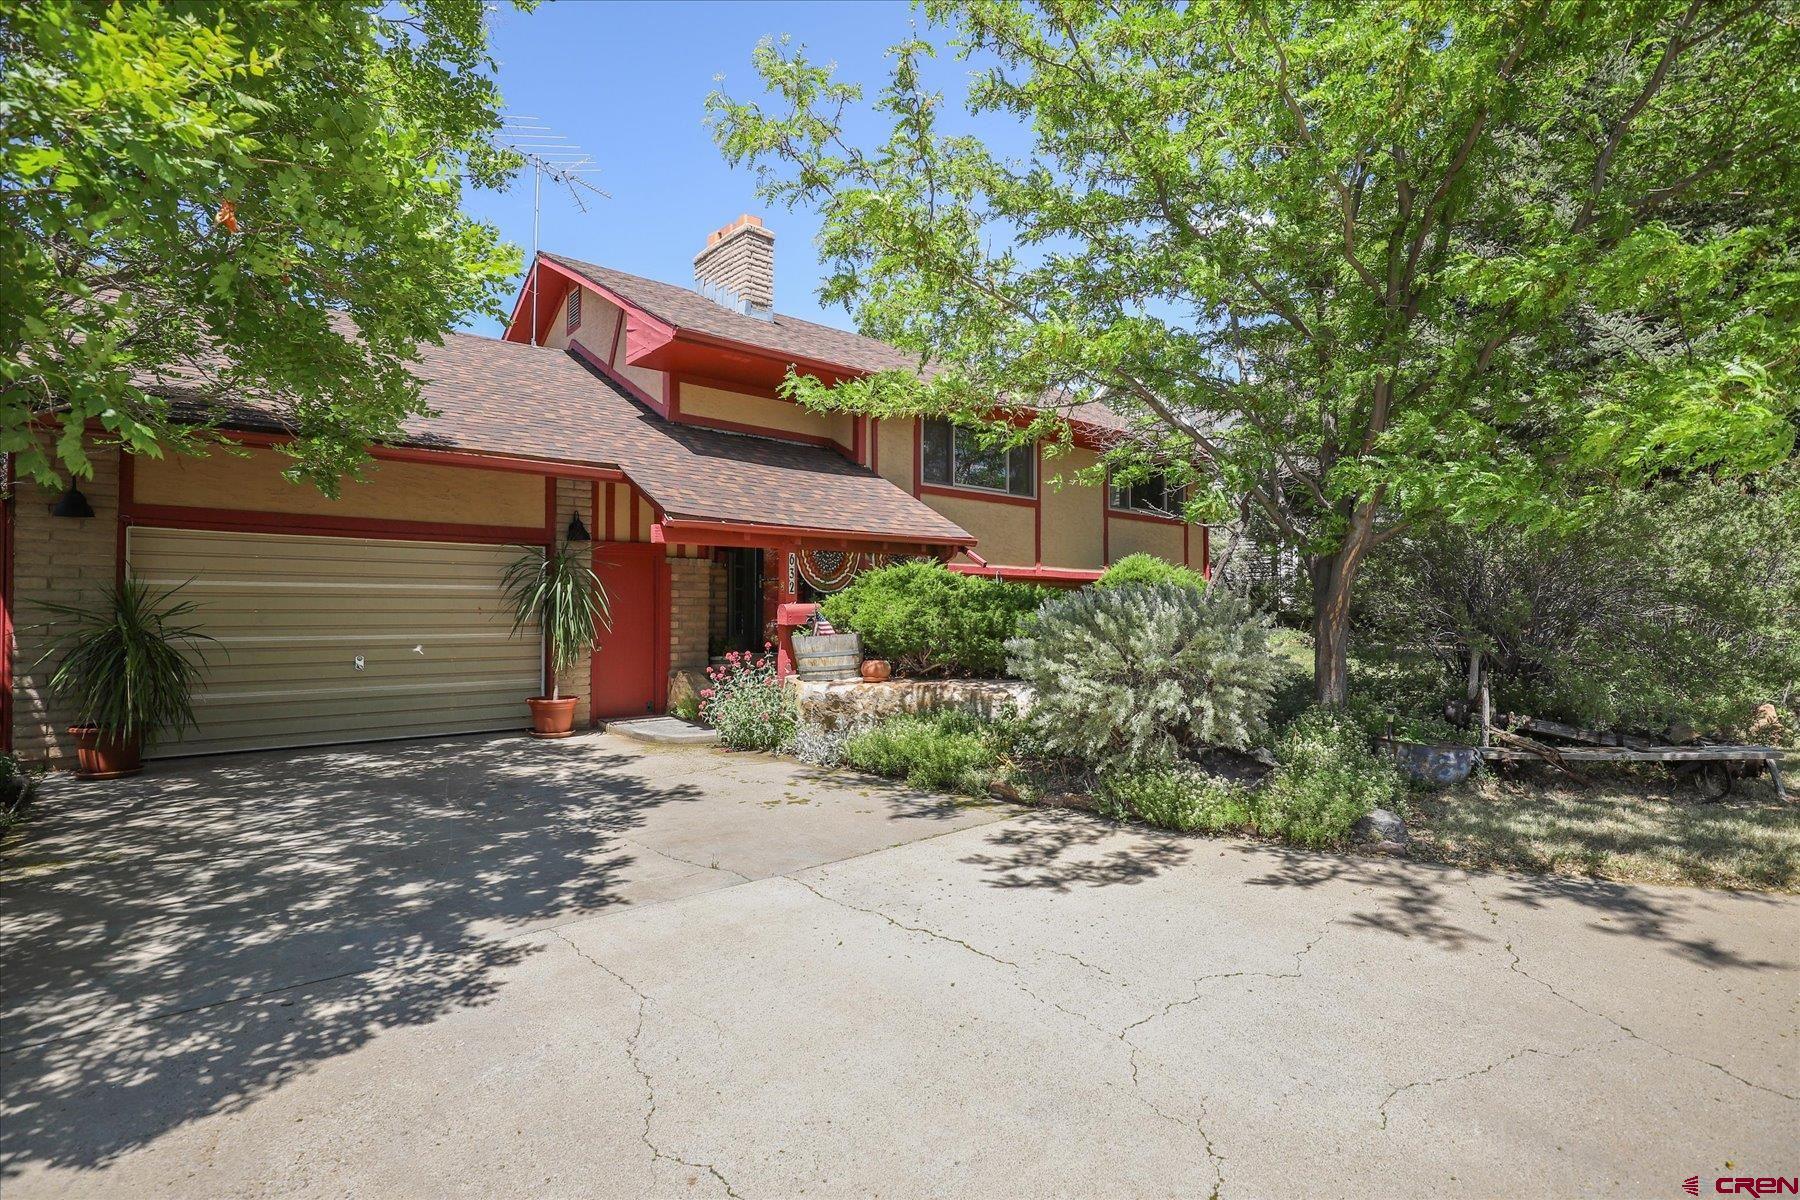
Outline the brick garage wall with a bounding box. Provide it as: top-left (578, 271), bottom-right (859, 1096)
top-left (10, 448), bottom-right (120, 762)
top-left (667, 555), bottom-right (711, 707)
top-left (552, 477), bottom-right (595, 727)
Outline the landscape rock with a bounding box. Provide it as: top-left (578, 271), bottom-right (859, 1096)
top-left (1352, 808), bottom-right (1411, 851)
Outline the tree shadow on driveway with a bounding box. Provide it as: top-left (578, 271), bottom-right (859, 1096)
top-left (1241, 847), bottom-right (1791, 970)
top-left (0, 734), bottom-right (705, 1179)
top-left (960, 806), bottom-right (1194, 892)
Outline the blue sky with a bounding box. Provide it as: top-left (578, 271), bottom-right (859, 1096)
top-left (461, 0), bottom-right (987, 338)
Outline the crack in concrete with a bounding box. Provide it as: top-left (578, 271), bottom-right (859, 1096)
top-left (1119, 911), bottom-right (1341, 1041)
top-left (789, 878), bottom-right (1117, 1036)
top-left (1377, 1039), bottom-right (1616, 1130)
top-left (623, 838), bottom-right (753, 884)
top-left (550, 931), bottom-right (743, 1199)
top-left (1466, 881), bottom-right (1798, 1103)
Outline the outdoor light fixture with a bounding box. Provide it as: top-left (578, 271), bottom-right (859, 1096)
top-left (50, 480), bottom-right (95, 519)
top-left (565, 511), bottom-right (591, 543)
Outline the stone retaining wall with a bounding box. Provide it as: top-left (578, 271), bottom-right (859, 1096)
top-left (796, 678), bottom-right (1034, 730)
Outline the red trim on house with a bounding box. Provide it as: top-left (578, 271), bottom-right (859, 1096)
top-left (652, 516), bottom-right (975, 550)
top-left (505, 256), bottom-right (681, 357)
top-left (603, 481), bottom-right (617, 542)
top-left (609, 307), bottom-right (626, 366)
top-left (566, 336), bottom-right (670, 420)
top-left (918, 482), bottom-right (1037, 508)
top-left (629, 488), bottom-right (641, 543)
top-left (1201, 525), bottom-right (1212, 580)
top-left (653, 553), bottom-right (671, 711)
top-left (1, 456), bottom-right (12, 754)
top-left (119, 503), bottom-right (548, 547)
top-left (911, 417), bottom-right (922, 497)
top-left (870, 418), bottom-right (881, 476)
top-left (115, 450), bottom-right (134, 586)
top-left (945, 563), bottom-right (1103, 585)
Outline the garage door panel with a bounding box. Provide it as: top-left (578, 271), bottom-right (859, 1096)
top-left (128, 528), bottom-right (544, 757)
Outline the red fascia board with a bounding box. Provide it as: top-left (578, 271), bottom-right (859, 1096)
top-left (1107, 506), bottom-right (1188, 526)
top-left (945, 562), bottom-right (1103, 584)
top-left (653, 517), bottom-right (975, 552)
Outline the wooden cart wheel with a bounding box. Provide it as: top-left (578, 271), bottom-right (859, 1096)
top-left (1694, 762), bottom-right (1733, 802)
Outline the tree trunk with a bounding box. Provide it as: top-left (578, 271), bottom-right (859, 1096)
top-left (1310, 561), bottom-right (1350, 708)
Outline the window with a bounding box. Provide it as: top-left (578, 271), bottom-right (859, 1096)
top-left (1110, 474), bottom-right (1183, 516)
top-left (921, 419), bottom-right (1035, 498)
top-left (565, 289), bottom-right (581, 333)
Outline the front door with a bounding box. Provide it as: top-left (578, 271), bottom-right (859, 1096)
top-left (722, 547), bottom-right (763, 653)
top-left (591, 546), bottom-right (657, 719)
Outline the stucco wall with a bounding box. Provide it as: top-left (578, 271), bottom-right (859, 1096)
top-left (10, 448), bottom-right (121, 762)
top-left (1040, 447), bottom-right (1105, 569)
top-left (133, 446), bottom-right (544, 528)
top-left (1107, 514), bottom-right (1187, 564)
top-left (922, 492), bottom-right (1036, 567)
top-left (874, 417), bottom-right (914, 492)
top-left (679, 382), bottom-right (840, 446)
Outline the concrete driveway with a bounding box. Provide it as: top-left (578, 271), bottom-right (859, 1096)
top-left (2, 734), bottom-right (1795, 1199)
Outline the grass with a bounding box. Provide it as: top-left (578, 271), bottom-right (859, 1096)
top-left (1408, 767), bottom-right (1800, 893)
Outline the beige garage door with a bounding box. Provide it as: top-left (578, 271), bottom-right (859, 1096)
top-left (127, 527), bottom-right (543, 757)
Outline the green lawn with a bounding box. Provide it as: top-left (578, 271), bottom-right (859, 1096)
top-left (1408, 768), bottom-right (1799, 893)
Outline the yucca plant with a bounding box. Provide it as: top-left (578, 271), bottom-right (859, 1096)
top-left (39, 577), bottom-right (215, 745)
top-left (501, 544), bottom-right (612, 699)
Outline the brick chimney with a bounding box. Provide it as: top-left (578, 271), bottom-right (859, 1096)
top-left (693, 214), bottom-right (775, 313)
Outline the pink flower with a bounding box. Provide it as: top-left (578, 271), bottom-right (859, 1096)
top-left (700, 688), bottom-right (714, 698)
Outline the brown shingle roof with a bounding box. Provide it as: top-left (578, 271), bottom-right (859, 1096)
top-left (176, 331), bottom-right (972, 546)
top-left (544, 252), bottom-right (1135, 437)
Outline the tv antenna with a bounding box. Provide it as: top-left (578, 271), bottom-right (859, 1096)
top-left (500, 115), bottom-right (610, 342)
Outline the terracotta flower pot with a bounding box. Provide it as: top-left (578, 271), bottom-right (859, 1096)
top-left (68, 726), bottom-right (143, 780)
top-left (859, 660), bottom-right (892, 683)
top-left (525, 696), bottom-right (579, 739)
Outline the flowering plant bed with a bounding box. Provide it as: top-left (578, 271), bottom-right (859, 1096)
top-left (698, 646), bottom-right (795, 752)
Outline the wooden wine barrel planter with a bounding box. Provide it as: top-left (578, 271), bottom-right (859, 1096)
top-left (792, 632), bottom-right (863, 681)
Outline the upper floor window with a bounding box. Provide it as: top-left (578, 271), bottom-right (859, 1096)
top-left (1109, 474), bottom-right (1183, 517)
top-left (565, 289), bottom-right (581, 333)
top-left (921, 418), bottom-right (1035, 498)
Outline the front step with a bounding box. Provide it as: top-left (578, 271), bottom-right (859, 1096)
top-left (605, 717), bottom-right (720, 746)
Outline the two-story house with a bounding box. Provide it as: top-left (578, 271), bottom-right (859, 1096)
top-left (2, 215), bottom-right (1205, 763)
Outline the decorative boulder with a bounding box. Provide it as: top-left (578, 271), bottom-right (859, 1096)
top-left (1352, 808), bottom-right (1411, 855)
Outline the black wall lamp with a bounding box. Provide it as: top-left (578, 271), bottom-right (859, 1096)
top-left (565, 510), bottom-right (591, 543)
top-left (50, 480), bottom-right (95, 519)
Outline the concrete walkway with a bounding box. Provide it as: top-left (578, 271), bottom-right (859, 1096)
top-left (2, 734), bottom-right (1794, 1198)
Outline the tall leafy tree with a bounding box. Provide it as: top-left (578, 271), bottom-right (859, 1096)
top-left (709, 1), bottom-right (1800, 705)
top-left (1, 0), bottom-right (525, 493)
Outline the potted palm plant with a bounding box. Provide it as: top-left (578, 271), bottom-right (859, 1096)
top-left (502, 543), bottom-right (612, 738)
top-left (40, 578), bottom-right (214, 779)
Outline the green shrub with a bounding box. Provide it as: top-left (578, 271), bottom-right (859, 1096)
top-left (842, 710), bottom-right (1000, 795)
top-left (1097, 767), bottom-right (1254, 834)
top-left (1096, 553), bottom-right (1207, 592)
top-left (820, 561), bottom-right (1047, 677)
top-left (1007, 583), bottom-right (1278, 770)
top-left (1254, 709), bottom-right (1405, 848)
top-left (698, 648), bottom-right (795, 752)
